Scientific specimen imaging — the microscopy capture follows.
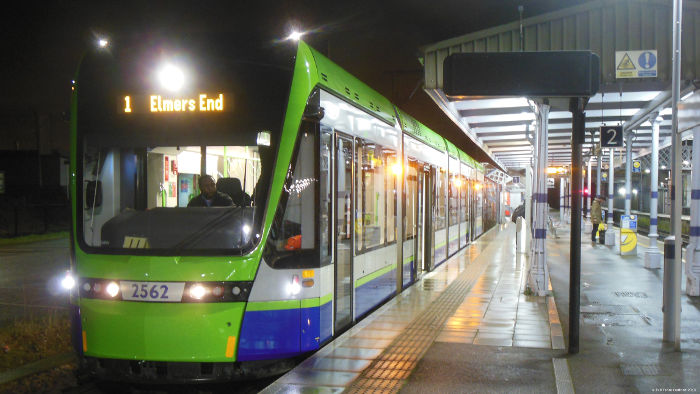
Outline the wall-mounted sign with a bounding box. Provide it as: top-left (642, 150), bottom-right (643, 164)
top-left (547, 177), bottom-right (555, 189)
top-left (615, 50), bottom-right (657, 79)
top-left (512, 176), bottom-right (520, 184)
top-left (600, 125), bottom-right (623, 148)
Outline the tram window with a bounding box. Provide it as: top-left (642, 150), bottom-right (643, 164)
top-left (435, 168), bottom-right (447, 230)
top-left (319, 128), bottom-right (332, 265)
top-left (405, 160), bottom-right (418, 240)
top-left (460, 175), bottom-right (467, 223)
top-left (265, 122), bottom-right (320, 268)
top-left (356, 140), bottom-right (386, 253)
top-left (449, 170), bottom-right (459, 228)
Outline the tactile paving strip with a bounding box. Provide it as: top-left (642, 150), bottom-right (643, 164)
top-left (345, 249), bottom-right (494, 393)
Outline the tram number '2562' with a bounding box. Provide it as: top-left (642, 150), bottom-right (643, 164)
top-left (132, 283), bottom-right (169, 299)
top-left (121, 281), bottom-right (185, 302)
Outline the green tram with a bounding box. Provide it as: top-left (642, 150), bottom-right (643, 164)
top-left (68, 35), bottom-right (497, 381)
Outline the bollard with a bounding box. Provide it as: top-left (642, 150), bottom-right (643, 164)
top-left (663, 236), bottom-right (678, 343)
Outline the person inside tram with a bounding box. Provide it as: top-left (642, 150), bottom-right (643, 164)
top-left (187, 175), bottom-right (234, 207)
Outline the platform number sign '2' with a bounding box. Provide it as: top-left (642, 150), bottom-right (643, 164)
top-left (600, 125), bottom-right (623, 148)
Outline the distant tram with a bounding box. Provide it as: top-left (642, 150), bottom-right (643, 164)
top-left (68, 35), bottom-right (499, 382)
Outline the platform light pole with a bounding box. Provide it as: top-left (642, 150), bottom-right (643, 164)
top-left (587, 159), bottom-right (592, 218)
top-left (605, 148), bottom-right (616, 245)
top-left (664, 0), bottom-right (683, 351)
top-left (528, 101), bottom-right (550, 297)
top-left (597, 150), bottom-right (602, 198)
top-left (560, 176), bottom-right (565, 224)
top-left (625, 132), bottom-right (633, 216)
top-left (569, 97), bottom-right (586, 354)
top-left (645, 113), bottom-right (662, 268)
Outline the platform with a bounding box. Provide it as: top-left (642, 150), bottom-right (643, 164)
top-left (263, 220), bottom-right (700, 393)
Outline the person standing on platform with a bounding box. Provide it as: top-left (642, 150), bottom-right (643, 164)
top-left (590, 196), bottom-right (603, 242)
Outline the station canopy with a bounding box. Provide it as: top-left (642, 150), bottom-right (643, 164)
top-left (422, 0), bottom-right (700, 171)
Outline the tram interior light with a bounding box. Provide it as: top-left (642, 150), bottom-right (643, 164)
top-left (256, 131), bottom-right (271, 146)
top-left (391, 162), bottom-right (403, 176)
top-left (547, 167), bottom-right (567, 175)
top-left (158, 64), bottom-right (185, 92)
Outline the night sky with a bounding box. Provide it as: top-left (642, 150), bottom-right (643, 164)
top-left (1, 0), bottom-right (592, 160)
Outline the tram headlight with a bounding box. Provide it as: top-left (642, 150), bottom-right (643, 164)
top-left (61, 272), bottom-right (76, 290)
top-left (189, 284), bottom-right (207, 300)
top-left (105, 282), bottom-right (120, 298)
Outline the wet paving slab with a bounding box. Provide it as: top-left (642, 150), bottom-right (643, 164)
top-left (547, 220), bottom-right (700, 393)
top-left (263, 225), bottom-right (563, 393)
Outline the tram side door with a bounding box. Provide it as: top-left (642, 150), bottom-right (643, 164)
top-left (334, 133), bottom-right (354, 333)
top-left (414, 162), bottom-right (426, 276)
top-left (424, 165), bottom-right (435, 271)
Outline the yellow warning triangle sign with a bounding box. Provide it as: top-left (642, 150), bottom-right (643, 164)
top-left (617, 53), bottom-right (636, 70)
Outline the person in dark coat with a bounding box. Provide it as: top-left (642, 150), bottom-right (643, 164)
top-left (187, 175), bottom-right (233, 207)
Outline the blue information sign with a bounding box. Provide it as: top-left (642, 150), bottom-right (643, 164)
top-left (621, 215), bottom-right (637, 231)
top-left (638, 52), bottom-right (657, 70)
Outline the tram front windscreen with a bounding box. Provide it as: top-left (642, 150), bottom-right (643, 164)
top-left (75, 37), bottom-right (292, 255)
